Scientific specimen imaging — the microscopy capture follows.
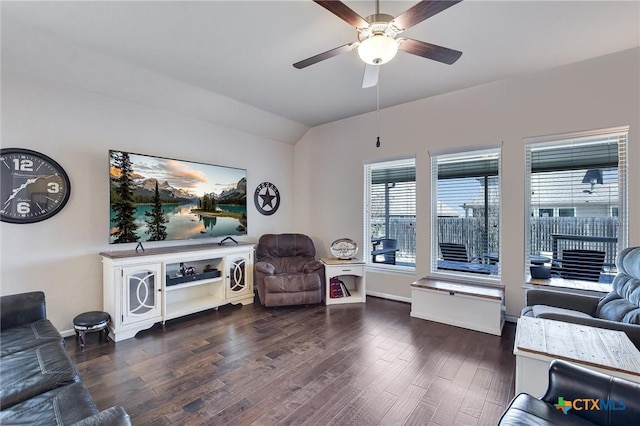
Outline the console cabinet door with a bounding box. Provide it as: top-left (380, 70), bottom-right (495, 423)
top-left (226, 253), bottom-right (253, 301)
top-left (121, 264), bottom-right (162, 325)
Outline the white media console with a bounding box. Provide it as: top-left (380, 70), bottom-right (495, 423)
top-left (101, 242), bottom-right (254, 341)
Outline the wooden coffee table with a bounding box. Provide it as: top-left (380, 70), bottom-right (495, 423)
top-left (514, 316), bottom-right (640, 397)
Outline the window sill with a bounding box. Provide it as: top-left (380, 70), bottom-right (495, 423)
top-left (429, 270), bottom-right (501, 287)
top-left (525, 276), bottom-right (611, 295)
top-left (366, 263), bottom-right (415, 275)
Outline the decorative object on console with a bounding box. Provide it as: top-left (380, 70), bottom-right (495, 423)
top-left (0, 148), bottom-right (71, 224)
top-left (330, 238), bottom-right (358, 259)
top-left (254, 181), bottom-right (280, 215)
top-left (180, 262), bottom-right (196, 276)
top-left (109, 150), bottom-right (247, 244)
top-left (167, 262), bottom-right (221, 286)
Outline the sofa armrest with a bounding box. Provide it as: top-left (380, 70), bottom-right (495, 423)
top-left (302, 260), bottom-right (323, 274)
top-left (542, 360), bottom-right (640, 425)
top-left (71, 406), bottom-right (131, 426)
top-left (525, 289), bottom-right (600, 315)
top-left (255, 262), bottom-right (276, 275)
top-left (0, 291), bottom-right (47, 330)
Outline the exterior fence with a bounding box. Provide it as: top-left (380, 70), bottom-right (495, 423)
top-left (377, 216), bottom-right (619, 268)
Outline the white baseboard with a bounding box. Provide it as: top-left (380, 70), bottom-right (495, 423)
top-left (504, 314), bottom-right (519, 323)
top-left (366, 291), bottom-right (411, 304)
top-left (60, 328), bottom-right (75, 338)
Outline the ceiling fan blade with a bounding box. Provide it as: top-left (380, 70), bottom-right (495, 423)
top-left (293, 42), bottom-right (359, 69)
top-left (392, 0), bottom-right (463, 32)
top-left (313, 0), bottom-right (369, 29)
top-left (398, 38), bottom-right (462, 65)
top-left (362, 64), bottom-right (379, 88)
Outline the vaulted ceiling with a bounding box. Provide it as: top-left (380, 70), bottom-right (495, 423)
top-left (2, 1), bottom-right (639, 141)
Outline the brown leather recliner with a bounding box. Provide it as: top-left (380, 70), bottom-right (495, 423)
top-left (254, 234), bottom-right (324, 307)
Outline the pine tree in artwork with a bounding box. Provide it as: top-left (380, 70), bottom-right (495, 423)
top-left (110, 151), bottom-right (139, 243)
top-left (145, 180), bottom-right (168, 241)
top-left (201, 193), bottom-right (216, 212)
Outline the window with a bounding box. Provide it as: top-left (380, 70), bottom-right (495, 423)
top-left (430, 148), bottom-right (501, 280)
top-left (525, 127), bottom-right (628, 284)
top-left (558, 208), bottom-right (575, 218)
top-left (539, 209), bottom-right (554, 217)
top-left (364, 158), bottom-right (416, 269)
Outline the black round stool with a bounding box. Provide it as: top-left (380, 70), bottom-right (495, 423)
top-left (73, 311), bottom-right (110, 349)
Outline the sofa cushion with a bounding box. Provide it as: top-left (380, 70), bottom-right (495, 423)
top-left (264, 273), bottom-right (321, 293)
top-left (0, 382), bottom-right (98, 425)
top-left (0, 319), bottom-right (64, 357)
top-left (0, 342), bottom-right (80, 409)
top-left (0, 291), bottom-right (46, 331)
top-left (531, 305), bottom-right (593, 319)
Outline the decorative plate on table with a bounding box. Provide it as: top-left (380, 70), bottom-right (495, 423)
top-left (330, 238), bottom-right (358, 260)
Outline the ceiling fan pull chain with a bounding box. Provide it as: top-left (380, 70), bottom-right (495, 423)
top-left (376, 79), bottom-right (381, 148)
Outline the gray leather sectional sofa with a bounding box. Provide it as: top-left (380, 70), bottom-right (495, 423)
top-left (0, 291), bottom-right (130, 425)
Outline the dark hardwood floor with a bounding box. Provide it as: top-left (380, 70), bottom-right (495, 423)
top-left (66, 296), bottom-right (516, 426)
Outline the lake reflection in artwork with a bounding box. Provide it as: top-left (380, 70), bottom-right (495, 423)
top-left (109, 203), bottom-right (246, 243)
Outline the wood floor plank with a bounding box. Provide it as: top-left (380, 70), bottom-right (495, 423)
top-left (379, 383), bottom-right (428, 425)
top-left (478, 401), bottom-right (507, 426)
top-left (403, 400), bottom-right (437, 426)
top-left (64, 296), bottom-right (516, 425)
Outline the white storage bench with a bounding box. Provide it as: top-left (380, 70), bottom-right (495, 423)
top-left (410, 278), bottom-right (504, 336)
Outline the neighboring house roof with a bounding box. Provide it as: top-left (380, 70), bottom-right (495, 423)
top-left (463, 169), bottom-right (618, 209)
top-left (530, 169), bottom-right (618, 208)
top-left (436, 201), bottom-right (461, 217)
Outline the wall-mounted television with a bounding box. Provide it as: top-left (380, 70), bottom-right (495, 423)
top-left (109, 150), bottom-right (247, 244)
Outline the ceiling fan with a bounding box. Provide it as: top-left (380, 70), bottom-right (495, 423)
top-left (293, 0), bottom-right (463, 88)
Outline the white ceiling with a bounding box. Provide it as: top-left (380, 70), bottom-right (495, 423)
top-left (2, 1), bottom-right (639, 131)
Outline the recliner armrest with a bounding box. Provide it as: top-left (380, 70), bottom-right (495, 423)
top-left (0, 291), bottom-right (47, 330)
top-left (255, 262), bottom-right (276, 275)
top-left (71, 406), bottom-right (131, 426)
top-left (542, 360), bottom-right (640, 425)
top-left (525, 289), bottom-right (600, 315)
top-left (302, 260), bottom-right (323, 274)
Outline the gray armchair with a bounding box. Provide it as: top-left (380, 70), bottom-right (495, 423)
top-left (522, 246), bottom-right (640, 349)
top-left (254, 234), bottom-right (324, 307)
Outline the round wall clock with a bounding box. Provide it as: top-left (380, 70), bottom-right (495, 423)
top-left (0, 148), bottom-right (71, 224)
top-left (254, 181), bottom-right (280, 216)
top-left (330, 238), bottom-right (358, 260)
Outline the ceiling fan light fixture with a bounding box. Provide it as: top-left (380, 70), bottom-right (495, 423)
top-left (358, 34), bottom-right (398, 65)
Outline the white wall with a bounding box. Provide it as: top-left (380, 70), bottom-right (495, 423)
top-left (294, 48), bottom-right (640, 317)
top-left (0, 70), bottom-right (296, 333)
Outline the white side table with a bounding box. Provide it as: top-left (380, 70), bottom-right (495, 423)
top-left (321, 258), bottom-right (366, 305)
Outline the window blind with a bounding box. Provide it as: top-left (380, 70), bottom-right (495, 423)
top-left (364, 158), bottom-right (416, 268)
top-left (524, 129), bottom-right (628, 283)
top-left (430, 148), bottom-right (501, 280)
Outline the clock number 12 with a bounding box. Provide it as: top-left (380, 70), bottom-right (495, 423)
top-left (13, 159), bottom-right (34, 171)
